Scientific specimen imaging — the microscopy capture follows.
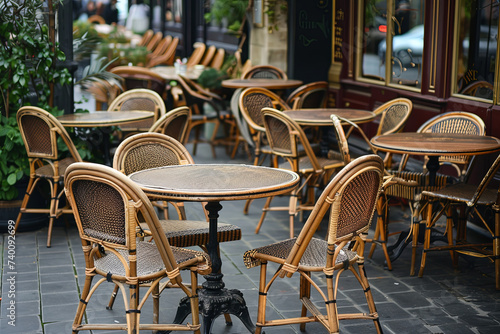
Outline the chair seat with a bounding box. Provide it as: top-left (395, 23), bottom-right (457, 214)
top-left (421, 183), bottom-right (498, 205)
top-left (35, 157), bottom-right (78, 178)
top-left (140, 220), bottom-right (241, 247)
top-left (94, 241), bottom-right (211, 278)
top-left (243, 237), bottom-right (356, 271)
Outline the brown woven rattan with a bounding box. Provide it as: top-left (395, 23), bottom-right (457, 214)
top-left (418, 152), bottom-right (500, 289)
top-left (243, 154), bottom-right (385, 334)
top-left (256, 108), bottom-right (350, 238)
top-left (241, 65), bottom-right (288, 79)
top-left (210, 48), bottom-right (225, 70)
top-left (146, 35), bottom-right (172, 62)
top-left (110, 66), bottom-right (168, 99)
top-left (107, 88), bottom-right (166, 137)
top-left (145, 31), bottom-right (163, 52)
top-left (137, 29), bottom-right (154, 47)
top-left (15, 106), bottom-right (83, 247)
top-left (176, 74), bottom-right (236, 158)
top-left (149, 106), bottom-right (191, 144)
top-left (369, 111), bottom-right (486, 274)
top-left (285, 81), bottom-right (329, 109)
top-left (64, 162), bottom-right (211, 334)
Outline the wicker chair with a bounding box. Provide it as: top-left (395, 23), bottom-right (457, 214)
top-left (243, 154), bottom-right (385, 334)
top-left (146, 36), bottom-right (179, 67)
top-left (107, 88), bottom-right (166, 138)
top-left (285, 81), bottom-right (329, 109)
top-left (418, 153), bottom-right (500, 289)
top-left (176, 74), bottom-right (235, 158)
top-left (210, 48), bottom-right (225, 70)
top-left (64, 162), bottom-right (211, 334)
top-left (109, 66), bottom-right (168, 99)
top-left (256, 108), bottom-right (350, 238)
top-left (87, 14), bottom-right (105, 24)
top-left (241, 64), bottom-right (288, 79)
top-left (186, 42), bottom-right (206, 68)
top-left (137, 29), bottom-right (154, 47)
top-left (145, 31), bottom-right (163, 52)
top-left (200, 45), bottom-right (216, 67)
top-left (149, 106), bottom-right (191, 144)
top-left (238, 87), bottom-right (291, 167)
top-left (369, 111), bottom-right (486, 273)
top-left (146, 35), bottom-right (172, 62)
top-left (15, 106), bottom-right (83, 247)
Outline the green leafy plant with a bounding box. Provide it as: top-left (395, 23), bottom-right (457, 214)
top-left (204, 0), bottom-right (249, 34)
top-left (0, 0), bottom-right (72, 200)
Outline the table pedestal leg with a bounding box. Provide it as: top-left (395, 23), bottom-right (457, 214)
top-left (163, 201), bottom-right (256, 334)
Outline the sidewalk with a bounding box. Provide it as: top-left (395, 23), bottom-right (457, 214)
top-left (1, 142), bottom-right (499, 334)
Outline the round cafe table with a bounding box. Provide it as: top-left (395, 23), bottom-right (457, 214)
top-left (129, 164), bottom-right (299, 334)
top-left (284, 108), bottom-right (376, 126)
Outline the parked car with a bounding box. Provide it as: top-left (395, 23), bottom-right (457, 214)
top-left (378, 24), bottom-right (424, 66)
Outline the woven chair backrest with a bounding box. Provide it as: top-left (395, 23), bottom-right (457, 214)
top-left (64, 162), bottom-right (180, 273)
top-left (375, 98), bottom-right (413, 136)
top-left (108, 88), bottom-right (166, 122)
top-left (138, 29), bottom-right (154, 47)
top-left (469, 152), bottom-right (500, 207)
top-left (210, 48), bottom-right (225, 70)
top-left (146, 31), bottom-right (163, 51)
top-left (281, 155), bottom-right (384, 275)
top-left (200, 45), bottom-right (216, 66)
top-left (110, 66), bottom-right (167, 96)
top-left (17, 106), bottom-right (82, 161)
top-left (186, 43), bottom-right (206, 68)
top-left (262, 107), bottom-right (321, 171)
top-left (286, 81), bottom-right (329, 109)
top-left (113, 132), bottom-right (193, 176)
top-left (149, 106), bottom-right (190, 143)
top-left (239, 87), bottom-right (290, 133)
top-left (242, 65), bottom-right (288, 79)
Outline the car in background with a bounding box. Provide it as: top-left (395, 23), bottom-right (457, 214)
top-left (378, 25), bottom-right (424, 66)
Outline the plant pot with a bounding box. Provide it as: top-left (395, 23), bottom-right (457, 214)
top-left (0, 179), bottom-right (48, 233)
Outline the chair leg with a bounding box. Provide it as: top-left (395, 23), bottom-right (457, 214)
top-left (255, 261), bottom-right (268, 334)
top-left (352, 262), bottom-right (383, 333)
top-left (410, 217), bottom-right (421, 276)
top-left (418, 201), bottom-right (434, 277)
top-left (106, 284), bottom-right (120, 310)
top-left (255, 196), bottom-right (273, 234)
top-left (494, 205), bottom-right (500, 290)
top-left (127, 281), bottom-right (140, 334)
top-left (369, 195), bottom-right (392, 270)
top-left (299, 272), bottom-right (311, 332)
top-left (190, 270), bottom-right (202, 334)
top-left (14, 176), bottom-right (38, 233)
top-left (289, 192), bottom-right (298, 238)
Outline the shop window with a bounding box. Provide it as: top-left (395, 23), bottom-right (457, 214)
top-left (455, 0), bottom-right (497, 101)
top-left (358, 0), bottom-right (425, 89)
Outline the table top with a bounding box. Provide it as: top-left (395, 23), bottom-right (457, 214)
top-left (154, 65), bottom-right (203, 80)
top-left (221, 78), bottom-right (303, 90)
top-left (284, 108), bottom-right (376, 126)
top-left (129, 164), bottom-right (300, 202)
top-left (57, 111), bottom-right (154, 127)
top-left (370, 132), bottom-right (500, 156)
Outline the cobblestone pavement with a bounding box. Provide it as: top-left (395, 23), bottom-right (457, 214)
top-left (1, 140), bottom-right (499, 334)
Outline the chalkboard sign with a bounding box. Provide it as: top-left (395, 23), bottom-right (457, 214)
top-left (287, 1), bottom-right (332, 83)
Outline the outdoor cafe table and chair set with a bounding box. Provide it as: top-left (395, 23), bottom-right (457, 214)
top-left (14, 85), bottom-right (500, 333)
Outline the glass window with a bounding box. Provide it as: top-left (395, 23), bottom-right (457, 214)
top-left (455, 0), bottom-right (497, 101)
top-left (360, 0), bottom-right (425, 89)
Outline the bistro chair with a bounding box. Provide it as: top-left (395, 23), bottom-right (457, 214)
top-left (137, 29), bottom-right (154, 47)
top-left (146, 36), bottom-right (179, 68)
top-left (15, 106), bottom-right (83, 247)
top-left (148, 106), bottom-right (191, 144)
top-left (256, 108), bottom-right (350, 238)
top-left (81, 79), bottom-right (123, 111)
top-left (186, 42), bottom-right (206, 68)
top-left (369, 111), bottom-right (485, 273)
top-left (176, 74), bottom-right (235, 158)
top-left (285, 81), bottom-right (329, 109)
top-left (241, 64), bottom-right (288, 79)
top-left (64, 162), bottom-right (211, 334)
top-left (238, 87), bottom-right (291, 167)
top-left (418, 153), bottom-right (500, 289)
top-left (146, 35), bottom-right (172, 62)
top-left (145, 31), bottom-right (163, 52)
top-left (200, 45), bottom-right (216, 67)
top-left (109, 66), bottom-right (168, 100)
top-left (107, 88), bottom-right (166, 138)
top-left (243, 154), bottom-right (385, 334)
top-left (210, 48), bottom-right (226, 70)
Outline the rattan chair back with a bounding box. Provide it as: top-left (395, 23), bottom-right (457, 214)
top-left (107, 88), bottom-right (166, 133)
top-left (210, 48), bottom-right (225, 70)
top-left (374, 97), bottom-right (413, 136)
top-left (186, 42), bottom-right (206, 68)
top-left (241, 64), bottom-right (288, 79)
top-left (64, 161), bottom-right (210, 333)
top-left (146, 36), bottom-right (179, 67)
top-left (147, 35), bottom-right (172, 60)
top-left (149, 106), bottom-right (190, 143)
top-left (138, 29), bottom-right (154, 47)
top-left (286, 81), bottom-right (329, 109)
top-left (200, 45), bottom-right (216, 67)
top-left (109, 66), bottom-right (167, 98)
top-left (330, 114), bottom-right (352, 165)
top-left (15, 106), bottom-right (83, 247)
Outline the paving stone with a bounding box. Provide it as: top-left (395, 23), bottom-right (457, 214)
top-left (0, 314), bottom-right (42, 333)
top-left (388, 290), bottom-right (432, 308)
